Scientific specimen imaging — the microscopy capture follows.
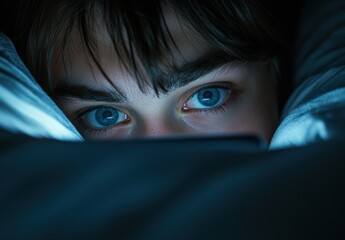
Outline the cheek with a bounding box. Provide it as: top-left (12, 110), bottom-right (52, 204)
top-left (226, 108), bottom-right (278, 142)
top-left (180, 90), bottom-right (278, 141)
top-left (181, 113), bottom-right (232, 133)
top-left (181, 109), bottom-right (277, 142)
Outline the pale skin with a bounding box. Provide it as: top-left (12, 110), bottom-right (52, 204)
top-left (52, 12), bottom-right (279, 142)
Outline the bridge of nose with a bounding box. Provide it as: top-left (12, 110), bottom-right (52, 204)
top-left (131, 113), bottom-right (184, 137)
top-left (125, 87), bottom-right (190, 137)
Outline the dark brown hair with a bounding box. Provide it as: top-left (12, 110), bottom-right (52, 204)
top-left (26, 0), bottom-right (283, 97)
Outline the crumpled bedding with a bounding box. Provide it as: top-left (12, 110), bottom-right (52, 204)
top-left (269, 0), bottom-right (345, 149)
top-left (1, 0), bottom-right (345, 147)
top-left (0, 32), bottom-right (82, 141)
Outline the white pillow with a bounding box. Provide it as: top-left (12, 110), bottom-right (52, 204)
top-left (270, 0), bottom-right (345, 149)
top-left (0, 32), bottom-right (83, 141)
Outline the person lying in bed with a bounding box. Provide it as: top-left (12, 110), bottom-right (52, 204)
top-left (23, 0), bottom-right (283, 142)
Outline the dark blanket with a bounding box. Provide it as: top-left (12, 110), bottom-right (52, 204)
top-left (0, 131), bottom-right (344, 239)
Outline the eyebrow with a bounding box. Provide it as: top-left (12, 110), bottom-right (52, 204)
top-left (53, 83), bottom-right (128, 103)
top-left (165, 52), bottom-right (249, 91)
top-left (53, 52), bottom-right (249, 103)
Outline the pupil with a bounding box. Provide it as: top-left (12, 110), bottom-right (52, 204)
top-left (203, 90), bottom-right (213, 99)
top-left (198, 88), bottom-right (220, 107)
top-left (102, 110), bottom-right (112, 119)
top-left (96, 108), bottom-right (118, 127)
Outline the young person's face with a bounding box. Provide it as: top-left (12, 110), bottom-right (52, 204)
top-left (52, 13), bottom-right (279, 142)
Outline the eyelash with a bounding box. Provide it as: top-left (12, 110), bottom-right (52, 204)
top-left (183, 83), bottom-right (235, 116)
top-left (75, 119), bottom-right (109, 138)
top-left (73, 83), bottom-right (236, 137)
top-left (194, 103), bottom-right (230, 116)
top-left (74, 105), bottom-right (124, 138)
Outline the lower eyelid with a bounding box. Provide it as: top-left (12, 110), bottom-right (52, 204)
top-left (75, 117), bottom-right (131, 139)
top-left (72, 106), bottom-right (130, 137)
top-left (186, 100), bottom-right (232, 116)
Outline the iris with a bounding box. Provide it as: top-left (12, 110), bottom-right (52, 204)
top-left (186, 86), bottom-right (230, 110)
top-left (96, 108), bottom-right (119, 126)
top-left (197, 88), bottom-right (221, 107)
top-left (84, 107), bottom-right (127, 128)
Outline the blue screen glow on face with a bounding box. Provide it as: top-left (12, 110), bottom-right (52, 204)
top-left (53, 13), bottom-right (279, 142)
top-left (78, 85), bottom-right (231, 132)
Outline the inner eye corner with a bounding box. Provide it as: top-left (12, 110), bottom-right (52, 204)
top-left (181, 103), bottom-right (190, 112)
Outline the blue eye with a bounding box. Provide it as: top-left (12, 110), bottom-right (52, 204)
top-left (83, 107), bottom-right (128, 128)
top-left (185, 86), bottom-right (231, 110)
